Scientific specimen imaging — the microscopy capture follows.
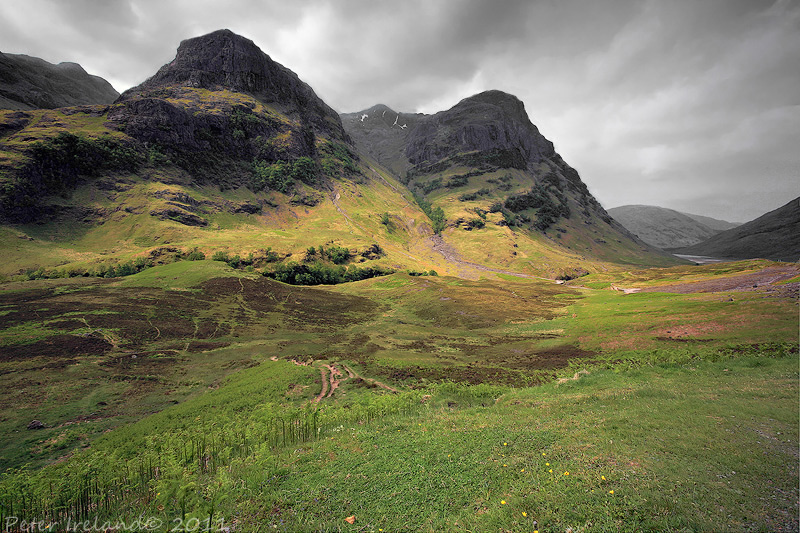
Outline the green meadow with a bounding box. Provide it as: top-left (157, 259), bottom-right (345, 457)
top-left (0, 258), bottom-right (797, 531)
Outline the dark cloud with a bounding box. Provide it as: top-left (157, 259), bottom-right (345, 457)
top-left (0, 0), bottom-right (796, 223)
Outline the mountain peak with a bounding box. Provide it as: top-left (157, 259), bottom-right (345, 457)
top-left (404, 89), bottom-right (554, 170)
top-left (455, 90), bottom-right (526, 117)
top-left (118, 29), bottom-right (346, 138)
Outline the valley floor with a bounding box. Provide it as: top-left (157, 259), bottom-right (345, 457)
top-left (0, 258), bottom-right (797, 531)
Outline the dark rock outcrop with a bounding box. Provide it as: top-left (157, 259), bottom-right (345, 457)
top-left (0, 53), bottom-right (119, 110)
top-left (118, 29), bottom-right (347, 140)
top-left (27, 420), bottom-right (45, 430)
top-left (149, 207), bottom-right (208, 227)
top-left (405, 90), bottom-right (555, 171)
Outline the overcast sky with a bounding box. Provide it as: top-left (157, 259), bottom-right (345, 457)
top-left (1, 0), bottom-right (797, 222)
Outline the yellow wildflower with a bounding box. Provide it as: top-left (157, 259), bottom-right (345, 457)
top-left (609, 490), bottom-right (614, 494)
top-left (522, 512), bottom-right (527, 517)
top-left (501, 500), bottom-right (506, 505)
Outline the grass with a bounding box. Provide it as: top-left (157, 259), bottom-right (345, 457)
top-left (0, 87), bottom-right (797, 529)
top-left (2, 352), bottom-right (795, 531)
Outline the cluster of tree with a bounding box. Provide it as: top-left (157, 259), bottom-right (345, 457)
top-left (263, 261), bottom-right (394, 285)
top-left (413, 192), bottom-right (446, 234)
top-left (407, 269), bottom-right (439, 276)
top-left (491, 183), bottom-right (570, 231)
top-left (458, 188), bottom-right (491, 202)
top-left (320, 142), bottom-right (359, 177)
top-left (252, 156), bottom-right (316, 193)
top-left (210, 248), bottom-right (280, 268)
top-left (305, 244), bottom-right (352, 265)
top-left (24, 257), bottom-right (153, 280)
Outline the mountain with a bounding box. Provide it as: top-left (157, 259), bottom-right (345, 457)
top-left (340, 104), bottom-right (424, 176)
top-left (0, 52), bottom-right (118, 110)
top-left (0, 29), bottom-right (679, 283)
top-left (672, 198), bottom-right (800, 262)
top-left (118, 29), bottom-right (345, 140)
top-left (607, 205), bottom-right (730, 249)
top-left (342, 91), bottom-right (676, 270)
top-left (680, 211), bottom-right (741, 232)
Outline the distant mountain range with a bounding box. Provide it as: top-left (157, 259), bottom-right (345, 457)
top-left (671, 198), bottom-right (800, 262)
top-left (607, 205), bottom-right (740, 249)
top-left (0, 52), bottom-right (119, 110)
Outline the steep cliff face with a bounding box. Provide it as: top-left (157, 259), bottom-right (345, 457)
top-left (341, 90), bottom-right (669, 267)
top-left (405, 91), bottom-right (555, 171)
top-left (0, 30), bottom-right (357, 223)
top-left (118, 29), bottom-right (346, 141)
top-left (340, 104), bottom-right (424, 176)
top-left (0, 53), bottom-right (119, 110)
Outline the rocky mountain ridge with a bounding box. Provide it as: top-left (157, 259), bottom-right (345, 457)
top-left (0, 28), bottom-right (680, 279)
top-left (118, 29), bottom-right (346, 141)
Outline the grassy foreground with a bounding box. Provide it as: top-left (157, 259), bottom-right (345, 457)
top-left (0, 259), bottom-right (797, 531)
top-left (1, 353), bottom-right (796, 531)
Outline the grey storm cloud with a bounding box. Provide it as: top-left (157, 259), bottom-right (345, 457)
top-left (0, 0), bottom-right (797, 222)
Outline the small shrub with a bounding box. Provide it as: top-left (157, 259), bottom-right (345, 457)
top-left (185, 248), bottom-right (205, 261)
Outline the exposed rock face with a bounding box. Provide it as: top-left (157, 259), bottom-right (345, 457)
top-left (27, 420), bottom-right (45, 430)
top-left (118, 29), bottom-right (347, 140)
top-left (405, 90), bottom-right (555, 171)
top-left (340, 104), bottom-right (424, 175)
top-left (0, 53), bottom-right (119, 110)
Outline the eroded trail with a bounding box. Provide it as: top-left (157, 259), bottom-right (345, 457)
top-left (315, 365), bottom-right (329, 402)
top-left (285, 359), bottom-right (398, 401)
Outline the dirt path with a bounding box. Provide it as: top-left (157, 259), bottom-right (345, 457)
top-left (283, 358), bottom-right (399, 400)
top-left (343, 364), bottom-right (399, 393)
top-left (315, 365), bottom-right (329, 402)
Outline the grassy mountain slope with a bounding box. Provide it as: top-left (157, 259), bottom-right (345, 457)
top-left (680, 210), bottom-right (741, 231)
top-left (673, 197), bottom-right (800, 261)
top-left (608, 204), bottom-right (722, 248)
top-left (0, 52), bottom-right (118, 110)
top-left (344, 91), bottom-right (682, 276)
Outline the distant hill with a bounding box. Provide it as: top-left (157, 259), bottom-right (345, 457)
top-left (607, 205), bottom-right (737, 249)
top-left (672, 198), bottom-right (800, 262)
top-left (0, 52), bottom-right (119, 110)
top-left (680, 212), bottom-right (741, 232)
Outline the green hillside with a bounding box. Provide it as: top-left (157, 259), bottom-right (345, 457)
top-left (0, 29), bottom-right (797, 531)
